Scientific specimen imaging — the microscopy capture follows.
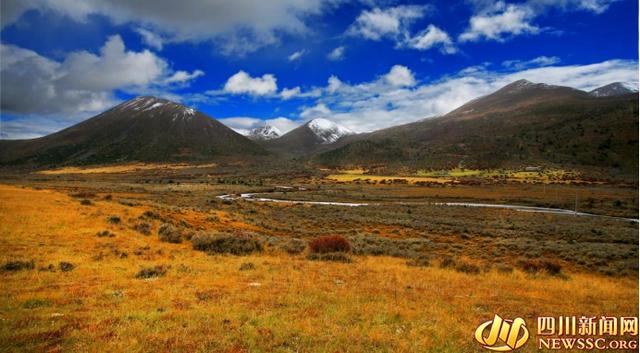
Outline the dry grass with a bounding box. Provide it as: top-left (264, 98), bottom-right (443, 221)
top-left (37, 163), bottom-right (217, 175)
top-left (0, 184), bottom-right (637, 352)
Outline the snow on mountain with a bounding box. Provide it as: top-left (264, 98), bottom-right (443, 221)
top-left (306, 118), bottom-right (355, 144)
top-left (248, 124), bottom-right (282, 140)
top-left (117, 96), bottom-right (196, 119)
top-left (589, 82), bottom-right (639, 97)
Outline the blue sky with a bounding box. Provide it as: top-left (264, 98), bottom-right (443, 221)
top-left (0, 0), bottom-right (637, 138)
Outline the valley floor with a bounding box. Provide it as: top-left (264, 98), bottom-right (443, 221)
top-left (0, 166), bottom-right (638, 352)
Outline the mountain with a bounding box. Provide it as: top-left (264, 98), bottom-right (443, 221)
top-left (260, 118), bottom-right (355, 156)
top-left (0, 96), bottom-right (268, 166)
top-left (313, 80), bottom-right (638, 177)
top-left (589, 82), bottom-right (638, 97)
top-left (248, 124), bottom-right (281, 141)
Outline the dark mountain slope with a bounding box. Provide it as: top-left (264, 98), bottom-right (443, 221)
top-left (0, 96), bottom-right (268, 166)
top-left (314, 81), bottom-right (638, 176)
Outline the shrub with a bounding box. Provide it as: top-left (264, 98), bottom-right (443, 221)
top-left (239, 262), bottom-right (256, 271)
top-left (135, 265), bottom-right (168, 279)
top-left (496, 263), bottom-right (514, 274)
top-left (440, 256), bottom-right (456, 268)
top-left (455, 262), bottom-right (480, 274)
top-left (279, 238), bottom-right (307, 254)
top-left (22, 298), bottom-right (52, 309)
top-left (1, 260), bottom-right (35, 272)
top-left (134, 222), bottom-right (151, 235)
top-left (96, 230), bottom-right (115, 238)
top-left (158, 223), bottom-right (183, 243)
top-left (307, 252), bottom-right (352, 263)
top-left (520, 259), bottom-right (562, 276)
top-left (141, 210), bottom-right (161, 220)
top-left (107, 215), bottom-right (121, 224)
top-left (308, 235), bottom-right (351, 254)
top-left (191, 233), bottom-right (262, 255)
top-left (58, 262), bottom-right (74, 272)
top-left (406, 255), bottom-right (430, 267)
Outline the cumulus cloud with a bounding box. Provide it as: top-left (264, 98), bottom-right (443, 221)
top-left (280, 86), bottom-right (301, 100)
top-left (384, 65), bottom-right (416, 87)
top-left (288, 49), bottom-right (306, 61)
top-left (165, 69), bottom-right (205, 84)
top-left (460, 0), bottom-right (618, 43)
top-left (347, 5), bottom-right (458, 54)
top-left (502, 56), bottom-right (560, 70)
top-left (223, 71), bottom-right (277, 96)
top-left (311, 59), bottom-right (637, 133)
top-left (407, 25), bottom-right (456, 54)
top-left (300, 103), bottom-right (332, 119)
top-left (0, 35), bottom-right (203, 138)
top-left (217, 116), bottom-right (300, 135)
top-left (459, 3), bottom-right (538, 42)
top-left (1, 0), bottom-right (339, 56)
top-left (327, 46), bottom-right (345, 61)
top-left (135, 28), bottom-right (164, 50)
top-left (347, 5), bottom-right (429, 41)
top-left (327, 75), bottom-right (343, 93)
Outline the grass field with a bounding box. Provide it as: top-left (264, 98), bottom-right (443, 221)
top-left (0, 166), bottom-right (638, 352)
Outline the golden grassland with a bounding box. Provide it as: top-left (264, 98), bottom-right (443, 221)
top-left (0, 184), bottom-right (637, 353)
top-left (37, 163), bottom-right (217, 175)
top-left (328, 168), bottom-right (586, 185)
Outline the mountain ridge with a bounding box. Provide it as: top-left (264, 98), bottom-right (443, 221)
top-left (0, 96), bottom-right (268, 166)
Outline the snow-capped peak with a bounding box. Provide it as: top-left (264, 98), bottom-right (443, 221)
top-left (306, 118), bottom-right (355, 144)
top-left (248, 124), bottom-right (282, 140)
top-left (589, 82), bottom-right (639, 97)
top-left (117, 96), bottom-right (198, 120)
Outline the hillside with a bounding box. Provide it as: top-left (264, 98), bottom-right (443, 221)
top-left (0, 96), bottom-right (268, 166)
top-left (313, 80), bottom-right (639, 177)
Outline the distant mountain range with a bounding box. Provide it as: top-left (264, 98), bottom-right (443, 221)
top-left (248, 125), bottom-right (282, 141)
top-left (0, 81), bottom-right (637, 176)
top-left (258, 118), bottom-right (355, 156)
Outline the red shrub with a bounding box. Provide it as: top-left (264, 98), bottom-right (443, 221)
top-left (308, 235), bottom-right (351, 254)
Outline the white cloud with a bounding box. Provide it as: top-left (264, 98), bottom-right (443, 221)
top-left (460, 0), bottom-right (617, 43)
top-left (0, 35), bottom-right (203, 138)
top-left (502, 56), bottom-right (560, 70)
top-left (407, 25), bottom-right (456, 54)
top-left (327, 75), bottom-right (343, 93)
top-left (217, 116), bottom-right (300, 135)
top-left (311, 60), bottom-right (637, 133)
top-left (300, 103), bottom-right (332, 119)
top-left (280, 86), bottom-right (301, 100)
top-left (327, 46), bottom-right (345, 61)
top-left (347, 5), bottom-right (429, 41)
top-left (0, 35), bottom-right (190, 116)
top-left (384, 65), bottom-right (416, 87)
top-left (135, 28), bottom-right (164, 50)
top-left (164, 69), bottom-right (205, 84)
top-left (288, 49), bottom-right (306, 61)
top-left (2, 0), bottom-right (340, 56)
top-left (527, 0), bottom-right (618, 14)
top-left (223, 71), bottom-right (277, 96)
top-left (459, 3), bottom-right (539, 42)
top-left (265, 116), bottom-right (301, 133)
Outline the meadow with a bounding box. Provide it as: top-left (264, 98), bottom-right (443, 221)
top-left (0, 164), bottom-right (637, 352)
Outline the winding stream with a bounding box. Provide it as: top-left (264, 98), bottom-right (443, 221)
top-left (217, 191), bottom-right (639, 223)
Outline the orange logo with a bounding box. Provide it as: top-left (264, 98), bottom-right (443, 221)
top-left (475, 314), bottom-right (530, 351)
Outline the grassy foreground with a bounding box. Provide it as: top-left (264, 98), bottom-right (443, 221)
top-left (0, 184), bottom-right (637, 353)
